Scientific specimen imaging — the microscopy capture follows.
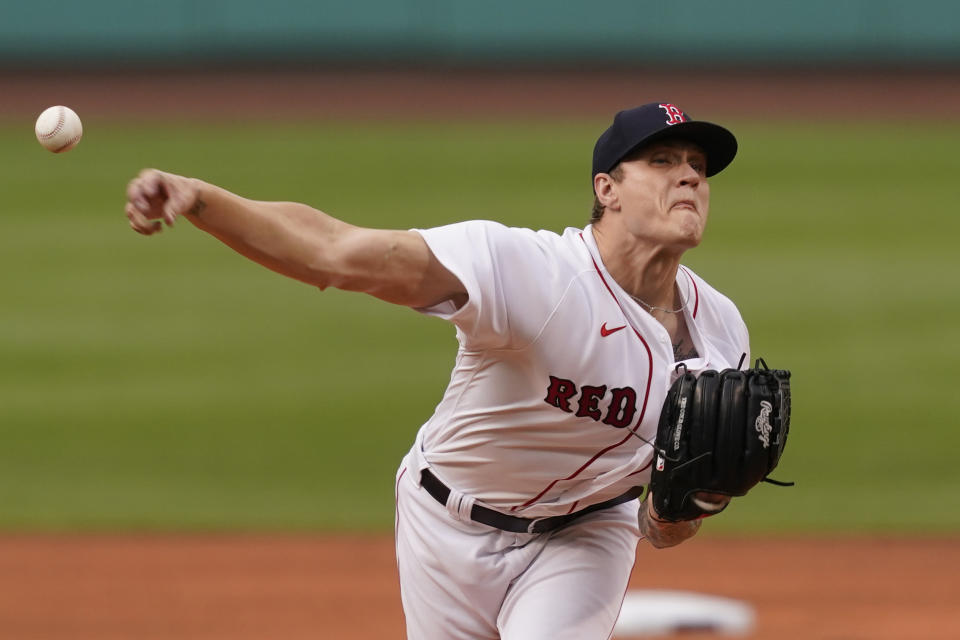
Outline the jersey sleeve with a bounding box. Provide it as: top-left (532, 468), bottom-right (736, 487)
top-left (412, 220), bottom-right (559, 350)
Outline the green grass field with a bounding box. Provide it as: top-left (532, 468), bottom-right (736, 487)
top-left (1, 117), bottom-right (957, 533)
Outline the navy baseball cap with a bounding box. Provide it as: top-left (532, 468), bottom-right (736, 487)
top-left (592, 103), bottom-right (738, 180)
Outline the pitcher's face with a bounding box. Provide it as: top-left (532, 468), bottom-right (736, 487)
top-left (606, 140), bottom-right (711, 249)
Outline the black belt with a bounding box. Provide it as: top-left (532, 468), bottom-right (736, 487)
top-left (420, 469), bottom-right (644, 534)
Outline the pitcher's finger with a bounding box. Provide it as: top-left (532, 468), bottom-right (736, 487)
top-left (126, 202), bottom-right (161, 235)
top-left (127, 169), bottom-right (164, 204)
top-left (127, 178), bottom-right (155, 212)
top-left (162, 189), bottom-right (189, 226)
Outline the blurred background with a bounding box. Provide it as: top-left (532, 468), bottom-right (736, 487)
top-left (3, 3), bottom-right (960, 639)
top-left (1, 0), bottom-right (959, 536)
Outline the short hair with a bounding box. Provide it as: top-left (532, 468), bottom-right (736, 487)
top-left (589, 163), bottom-right (626, 223)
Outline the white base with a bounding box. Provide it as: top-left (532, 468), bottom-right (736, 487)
top-left (614, 589), bottom-right (755, 637)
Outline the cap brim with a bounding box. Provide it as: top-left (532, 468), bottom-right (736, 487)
top-left (629, 121), bottom-right (738, 177)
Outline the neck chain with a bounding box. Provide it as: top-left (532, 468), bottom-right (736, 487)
top-left (628, 292), bottom-right (687, 314)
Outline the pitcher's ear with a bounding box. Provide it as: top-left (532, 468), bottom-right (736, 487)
top-left (594, 173), bottom-right (620, 211)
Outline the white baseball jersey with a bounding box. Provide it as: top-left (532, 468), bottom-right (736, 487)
top-left (395, 220), bottom-right (749, 640)
top-left (410, 221), bottom-right (749, 518)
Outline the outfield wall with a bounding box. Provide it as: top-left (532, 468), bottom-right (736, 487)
top-left (2, 0), bottom-right (959, 67)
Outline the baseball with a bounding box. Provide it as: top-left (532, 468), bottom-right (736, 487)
top-left (35, 105), bottom-right (83, 153)
top-left (691, 492), bottom-right (731, 513)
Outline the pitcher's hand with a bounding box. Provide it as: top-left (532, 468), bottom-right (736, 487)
top-left (125, 169), bottom-right (200, 235)
top-left (640, 492), bottom-right (706, 549)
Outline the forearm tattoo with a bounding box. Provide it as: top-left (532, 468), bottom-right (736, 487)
top-left (639, 503), bottom-right (702, 548)
top-left (187, 199), bottom-right (207, 218)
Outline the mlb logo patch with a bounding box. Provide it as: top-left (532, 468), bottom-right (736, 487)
top-left (656, 455), bottom-right (665, 471)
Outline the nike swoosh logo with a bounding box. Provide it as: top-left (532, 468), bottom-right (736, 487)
top-left (600, 322), bottom-right (626, 337)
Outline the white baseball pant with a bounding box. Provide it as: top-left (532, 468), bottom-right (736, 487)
top-left (395, 452), bottom-right (642, 640)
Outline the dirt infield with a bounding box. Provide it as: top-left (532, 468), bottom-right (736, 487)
top-left (1, 534), bottom-right (957, 640)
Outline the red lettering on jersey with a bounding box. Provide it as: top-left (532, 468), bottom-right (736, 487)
top-left (544, 375), bottom-right (578, 413)
top-left (658, 103), bottom-right (687, 126)
top-left (602, 386), bottom-right (638, 428)
top-left (545, 376), bottom-right (641, 432)
top-left (576, 385), bottom-right (608, 421)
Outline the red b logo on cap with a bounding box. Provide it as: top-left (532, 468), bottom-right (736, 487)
top-left (659, 104), bottom-right (687, 125)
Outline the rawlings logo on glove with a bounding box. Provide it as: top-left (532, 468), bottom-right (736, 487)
top-left (755, 401), bottom-right (773, 447)
top-left (648, 358), bottom-right (793, 522)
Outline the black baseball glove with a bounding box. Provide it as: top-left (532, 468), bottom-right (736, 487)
top-left (648, 358), bottom-right (792, 522)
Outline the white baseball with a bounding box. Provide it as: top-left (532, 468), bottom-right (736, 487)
top-left (35, 105), bottom-right (83, 153)
top-left (691, 493), bottom-right (731, 513)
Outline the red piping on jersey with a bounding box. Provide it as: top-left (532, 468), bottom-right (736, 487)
top-left (628, 461), bottom-right (653, 477)
top-left (395, 466), bottom-right (408, 540)
top-left (512, 234), bottom-right (654, 511)
top-left (394, 466), bottom-right (408, 592)
top-left (396, 467), bottom-right (408, 501)
top-left (679, 265), bottom-right (700, 318)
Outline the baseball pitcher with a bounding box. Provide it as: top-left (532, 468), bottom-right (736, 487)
top-left (125, 102), bottom-right (791, 640)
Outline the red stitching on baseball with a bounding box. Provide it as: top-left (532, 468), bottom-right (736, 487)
top-left (53, 135), bottom-right (81, 153)
top-left (38, 107), bottom-right (67, 140)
